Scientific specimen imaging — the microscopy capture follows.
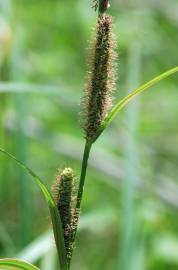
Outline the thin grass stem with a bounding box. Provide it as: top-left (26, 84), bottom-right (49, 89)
top-left (71, 142), bottom-right (92, 259)
top-left (76, 142), bottom-right (92, 210)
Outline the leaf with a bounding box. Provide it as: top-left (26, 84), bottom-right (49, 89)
top-left (0, 258), bottom-right (40, 270)
top-left (0, 148), bottom-right (68, 270)
top-left (0, 82), bottom-right (62, 95)
top-left (93, 66), bottom-right (178, 141)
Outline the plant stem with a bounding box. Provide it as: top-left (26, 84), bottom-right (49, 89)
top-left (76, 141), bottom-right (92, 210)
top-left (72, 142), bottom-right (92, 257)
top-left (99, 0), bottom-right (109, 14)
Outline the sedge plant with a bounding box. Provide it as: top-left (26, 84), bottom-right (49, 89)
top-left (0, 1), bottom-right (178, 269)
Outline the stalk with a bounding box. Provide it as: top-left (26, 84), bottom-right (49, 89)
top-left (76, 142), bottom-right (92, 210)
top-left (75, 0), bottom-right (112, 229)
top-left (70, 142), bottom-right (92, 262)
top-left (72, 2), bottom-right (113, 257)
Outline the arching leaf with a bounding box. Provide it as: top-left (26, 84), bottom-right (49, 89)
top-left (0, 148), bottom-right (68, 270)
top-left (0, 258), bottom-right (40, 270)
top-left (93, 66), bottom-right (178, 141)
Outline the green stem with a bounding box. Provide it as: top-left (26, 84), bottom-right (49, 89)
top-left (76, 141), bottom-right (92, 210)
top-left (71, 142), bottom-right (92, 258)
top-left (99, 0), bottom-right (109, 14)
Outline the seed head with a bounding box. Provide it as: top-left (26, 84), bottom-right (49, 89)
top-left (52, 168), bottom-right (79, 265)
top-left (82, 14), bottom-right (117, 142)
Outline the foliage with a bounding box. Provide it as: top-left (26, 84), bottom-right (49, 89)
top-left (0, 0), bottom-right (178, 269)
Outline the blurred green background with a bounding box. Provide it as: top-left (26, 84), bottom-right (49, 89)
top-left (0, 0), bottom-right (178, 269)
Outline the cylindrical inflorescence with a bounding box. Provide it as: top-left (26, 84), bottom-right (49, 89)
top-left (82, 14), bottom-right (117, 142)
top-left (52, 168), bottom-right (79, 265)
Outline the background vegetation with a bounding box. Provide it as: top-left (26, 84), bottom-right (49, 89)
top-left (0, 0), bottom-right (178, 269)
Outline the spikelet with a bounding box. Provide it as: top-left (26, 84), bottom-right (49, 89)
top-left (82, 14), bottom-right (117, 142)
top-left (52, 168), bottom-right (79, 265)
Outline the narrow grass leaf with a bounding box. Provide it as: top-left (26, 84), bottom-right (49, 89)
top-left (0, 258), bottom-right (40, 270)
top-left (94, 66), bottom-right (178, 141)
top-left (0, 82), bottom-right (61, 95)
top-left (0, 148), bottom-right (68, 270)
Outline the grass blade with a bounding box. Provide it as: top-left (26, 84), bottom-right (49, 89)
top-left (119, 39), bottom-right (141, 270)
top-left (93, 66), bottom-right (178, 141)
top-left (0, 148), bottom-right (68, 270)
top-left (0, 258), bottom-right (40, 270)
top-left (0, 82), bottom-right (62, 95)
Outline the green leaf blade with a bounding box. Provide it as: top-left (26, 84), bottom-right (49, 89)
top-left (0, 258), bottom-right (40, 270)
top-left (106, 66), bottom-right (178, 126)
top-left (93, 66), bottom-right (178, 142)
top-left (0, 148), bottom-right (68, 270)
